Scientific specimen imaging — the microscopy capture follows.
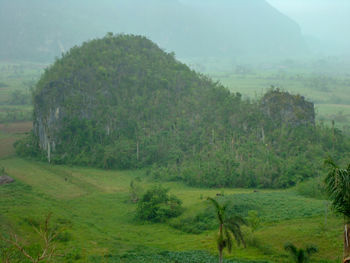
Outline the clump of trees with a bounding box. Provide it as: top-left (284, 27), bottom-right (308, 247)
top-left (8, 89), bottom-right (31, 105)
top-left (136, 185), bottom-right (183, 223)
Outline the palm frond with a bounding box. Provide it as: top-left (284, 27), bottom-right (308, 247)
top-left (227, 215), bottom-right (247, 226)
top-left (324, 157), bottom-right (338, 169)
top-left (284, 242), bottom-right (298, 256)
top-left (207, 197), bottom-right (220, 211)
top-left (207, 197), bottom-right (225, 223)
top-left (306, 245), bottom-right (318, 256)
top-left (225, 221), bottom-right (246, 248)
top-left (224, 228), bottom-right (233, 253)
top-left (324, 158), bottom-right (350, 218)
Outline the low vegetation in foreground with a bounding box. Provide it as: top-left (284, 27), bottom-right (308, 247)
top-left (0, 156), bottom-right (345, 262)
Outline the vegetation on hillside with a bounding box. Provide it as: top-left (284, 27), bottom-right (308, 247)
top-left (16, 34), bottom-right (350, 189)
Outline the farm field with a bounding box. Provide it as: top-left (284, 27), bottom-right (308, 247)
top-left (0, 62), bottom-right (44, 123)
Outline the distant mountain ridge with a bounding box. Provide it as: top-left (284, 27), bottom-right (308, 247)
top-left (0, 0), bottom-right (308, 62)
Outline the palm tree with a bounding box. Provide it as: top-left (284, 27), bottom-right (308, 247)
top-left (207, 197), bottom-right (246, 263)
top-left (284, 242), bottom-right (318, 263)
top-left (324, 158), bottom-right (350, 262)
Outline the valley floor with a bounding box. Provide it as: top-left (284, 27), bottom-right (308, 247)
top-left (0, 123), bottom-right (344, 262)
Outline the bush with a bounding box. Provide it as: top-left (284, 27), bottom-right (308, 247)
top-left (221, 192), bottom-right (325, 222)
top-left (136, 185), bottom-right (183, 222)
top-left (295, 176), bottom-right (326, 200)
top-left (169, 211), bottom-right (215, 234)
top-left (14, 132), bottom-right (41, 158)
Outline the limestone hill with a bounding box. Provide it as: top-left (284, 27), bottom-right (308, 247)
top-left (16, 34), bottom-right (349, 189)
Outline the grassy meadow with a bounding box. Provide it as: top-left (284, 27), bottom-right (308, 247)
top-left (0, 156), bottom-right (345, 262)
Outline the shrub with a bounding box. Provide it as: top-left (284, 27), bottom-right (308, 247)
top-left (136, 185), bottom-right (183, 222)
top-left (170, 211), bottom-right (215, 234)
top-left (295, 176), bottom-right (326, 200)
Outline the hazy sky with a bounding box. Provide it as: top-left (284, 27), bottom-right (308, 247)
top-left (266, 0), bottom-right (350, 53)
top-left (179, 0), bottom-right (350, 55)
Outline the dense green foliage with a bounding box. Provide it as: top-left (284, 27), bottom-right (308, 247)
top-left (14, 132), bottom-right (40, 158)
top-left (89, 251), bottom-right (270, 263)
top-left (284, 243), bottom-right (318, 263)
top-left (136, 185), bottom-right (183, 222)
top-left (324, 158), bottom-right (350, 218)
top-left (23, 34), bottom-right (350, 189)
top-left (222, 192), bottom-right (325, 222)
top-left (171, 191), bottom-right (326, 234)
top-left (295, 177), bottom-right (326, 199)
top-left (170, 210), bottom-right (216, 234)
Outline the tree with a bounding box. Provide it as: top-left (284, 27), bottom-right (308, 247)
top-left (207, 197), bottom-right (246, 263)
top-left (0, 213), bottom-right (61, 263)
top-left (136, 185), bottom-right (182, 222)
top-left (246, 210), bottom-right (261, 233)
top-left (324, 158), bottom-right (350, 262)
top-left (284, 242), bottom-right (318, 263)
top-left (129, 180), bottom-right (143, 203)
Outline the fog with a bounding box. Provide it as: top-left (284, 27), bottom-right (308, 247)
top-left (0, 0), bottom-right (348, 62)
top-left (266, 0), bottom-right (350, 55)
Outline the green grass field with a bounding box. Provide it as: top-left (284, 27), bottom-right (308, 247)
top-left (0, 150), bottom-right (345, 262)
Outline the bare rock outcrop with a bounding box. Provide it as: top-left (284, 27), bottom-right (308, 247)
top-left (261, 89), bottom-right (315, 127)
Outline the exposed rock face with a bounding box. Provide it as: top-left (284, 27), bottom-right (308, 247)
top-left (34, 81), bottom-right (70, 162)
top-left (0, 175), bottom-right (15, 185)
top-left (260, 89), bottom-right (315, 127)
